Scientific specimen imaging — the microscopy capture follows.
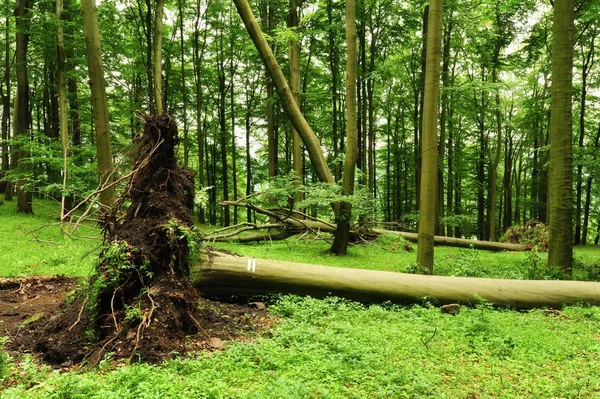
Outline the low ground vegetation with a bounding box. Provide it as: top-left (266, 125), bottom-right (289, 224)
top-left (1, 201), bottom-right (600, 398)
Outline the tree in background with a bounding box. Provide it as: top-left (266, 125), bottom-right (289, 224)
top-left (330, 0), bottom-right (358, 256)
top-left (14, 0), bottom-right (33, 214)
top-left (81, 0), bottom-right (115, 207)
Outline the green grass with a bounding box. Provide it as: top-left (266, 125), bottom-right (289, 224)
top-left (3, 297), bottom-right (600, 398)
top-left (0, 199), bottom-right (100, 277)
top-left (2, 205), bottom-right (600, 397)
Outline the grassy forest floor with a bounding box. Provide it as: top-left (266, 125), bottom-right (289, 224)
top-left (1, 199), bottom-right (600, 398)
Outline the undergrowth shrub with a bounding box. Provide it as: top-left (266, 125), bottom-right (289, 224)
top-left (573, 257), bottom-right (600, 282)
top-left (502, 221), bottom-right (548, 251)
top-left (520, 247), bottom-right (565, 280)
top-left (0, 338), bottom-right (8, 383)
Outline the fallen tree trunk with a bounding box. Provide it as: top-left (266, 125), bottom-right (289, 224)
top-left (195, 254), bottom-right (600, 309)
top-left (205, 200), bottom-right (529, 251)
top-left (379, 230), bottom-right (531, 252)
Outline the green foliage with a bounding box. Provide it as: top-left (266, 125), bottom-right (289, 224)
top-left (439, 214), bottom-right (477, 238)
top-left (573, 257), bottom-right (600, 282)
top-left (519, 246), bottom-right (565, 280)
top-left (259, 172), bottom-right (380, 224)
top-left (439, 245), bottom-right (485, 277)
top-left (164, 219), bottom-right (202, 266)
top-left (4, 298), bottom-right (600, 398)
top-left (0, 338), bottom-right (9, 384)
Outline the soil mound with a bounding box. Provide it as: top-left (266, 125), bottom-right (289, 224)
top-left (7, 115), bottom-right (273, 366)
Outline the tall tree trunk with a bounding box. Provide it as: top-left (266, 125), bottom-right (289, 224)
top-left (437, 18), bottom-right (452, 236)
top-left (193, 0), bottom-right (207, 223)
top-left (233, 0), bottom-right (335, 185)
top-left (417, 0), bottom-right (443, 274)
top-left (14, 0), bottom-right (32, 214)
top-left (489, 67), bottom-right (503, 242)
top-left (476, 80), bottom-right (486, 241)
top-left (1, 3), bottom-right (10, 198)
top-left (289, 0), bottom-right (302, 202)
top-left (81, 0), bottom-right (115, 208)
top-left (547, 0), bottom-right (574, 275)
top-left (143, 0), bottom-right (154, 112)
top-left (218, 55), bottom-right (230, 226)
top-left (178, 0), bottom-right (189, 167)
top-left (327, 0), bottom-right (340, 180)
top-left (415, 5), bottom-right (429, 210)
top-left (56, 0), bottom-right (69, 220)
top-left (575, 42), bottom-right (593, 245)
top-left (582, 123), bottom-right (600, 245)
top-left (230, 13), bottom-right (238, 226)
top-left (262, 3), bottom-right (277, 180)
top-left (330, 0), bottom-right (358, 256)
top-left (153, 0), bottom-right (164, 114)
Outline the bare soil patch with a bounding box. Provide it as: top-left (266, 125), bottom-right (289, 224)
top-left (2, 276), bottom-right (275, 367)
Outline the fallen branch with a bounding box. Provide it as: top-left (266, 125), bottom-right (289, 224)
top-left (205, 200), bottom-right (529, 252)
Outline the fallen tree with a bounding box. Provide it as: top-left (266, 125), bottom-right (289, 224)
top-left (195, 254), bottom-right (600, 309)
top-left (203, 199), bottom-right (530, 252)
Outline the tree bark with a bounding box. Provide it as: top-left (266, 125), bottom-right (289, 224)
top-left (575, 43), bottom-right (593, 245)
top-left (153, 0), bottom-right (164, 114)
top-left (547, 0), bottom-right (574, 275)
top-left (14, 0), bottom-right (32, 214)
top-left (193, 0), bottom-right (207, 223)
top-left (417, 0), bottom-right (443, 274)
top-left (81, 0), bottom-right (115, 208)
top-left (195, 254), bottom-right (597, 309)
top-left (233, 0), bottom-right (335, 185)
top-left (1, 3), bottom-right (10, 198)
top-left (289, 0), bottom-right (302, 195)
top-left (330, 0), bottom-right (358, 256)
top-left (56, 0), bottom-right (69, 221)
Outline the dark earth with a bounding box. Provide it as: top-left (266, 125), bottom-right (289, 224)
top-left (1, 275), bottom-right (275, 368)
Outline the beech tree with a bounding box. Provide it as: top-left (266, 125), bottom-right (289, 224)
top-left (81, 0), bottom-right (115, 207)
top-left (417, 0), bottom-right (443, 274)
top-left (547, 0), bottom-right (574, 275)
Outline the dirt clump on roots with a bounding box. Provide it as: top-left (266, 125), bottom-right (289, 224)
top-left (8, 115), bottom-right (274, 366)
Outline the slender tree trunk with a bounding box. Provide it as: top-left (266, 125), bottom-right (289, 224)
top-left (143, 0), bottom-right (154, 112)
top-left (327, 0), bottom-right (340, 180)
top-left (417, 0), bottom-right (443, 274)
top-left (1, 4), bottom-right (10, 198)
top-left (489, 67), bottom-right (502, 242)
top-left (153, 0), bottom-right (164, 114)
top-left (437, 19), bottom-right (452, 236)
top-left (575, 43), bottom-right (593, 245)
top-left (178, 0), bottom-right (189, 167)
top-left (193, 0), bottom-right (207, 223)
top-left (582, 124), bottom-right (600, 244)
top-left (547, 0), bottom-right (574, 275)
top-left (230, 13), bottom-right (238, 226)
top-left (233, 0), bottom-right (335, 185)
top-left (218, 52), bottom-right (230, 226)
top-left (56, 0), bottom-right (69, 221)
top-left (14, 0), bottom-right (32, 214)
top-left (330, 0), bottom-right (358, 256)
top-left (289, 0), bottom-right (303, 202)
top-left (81, 0), bottom-right (115, 208)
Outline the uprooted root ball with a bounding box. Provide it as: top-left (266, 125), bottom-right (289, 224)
top-left (20, 115), bottom-right (202, 364)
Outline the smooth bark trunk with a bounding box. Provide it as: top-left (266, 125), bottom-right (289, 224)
top-left (195, 254), bottom-right (596, 309)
